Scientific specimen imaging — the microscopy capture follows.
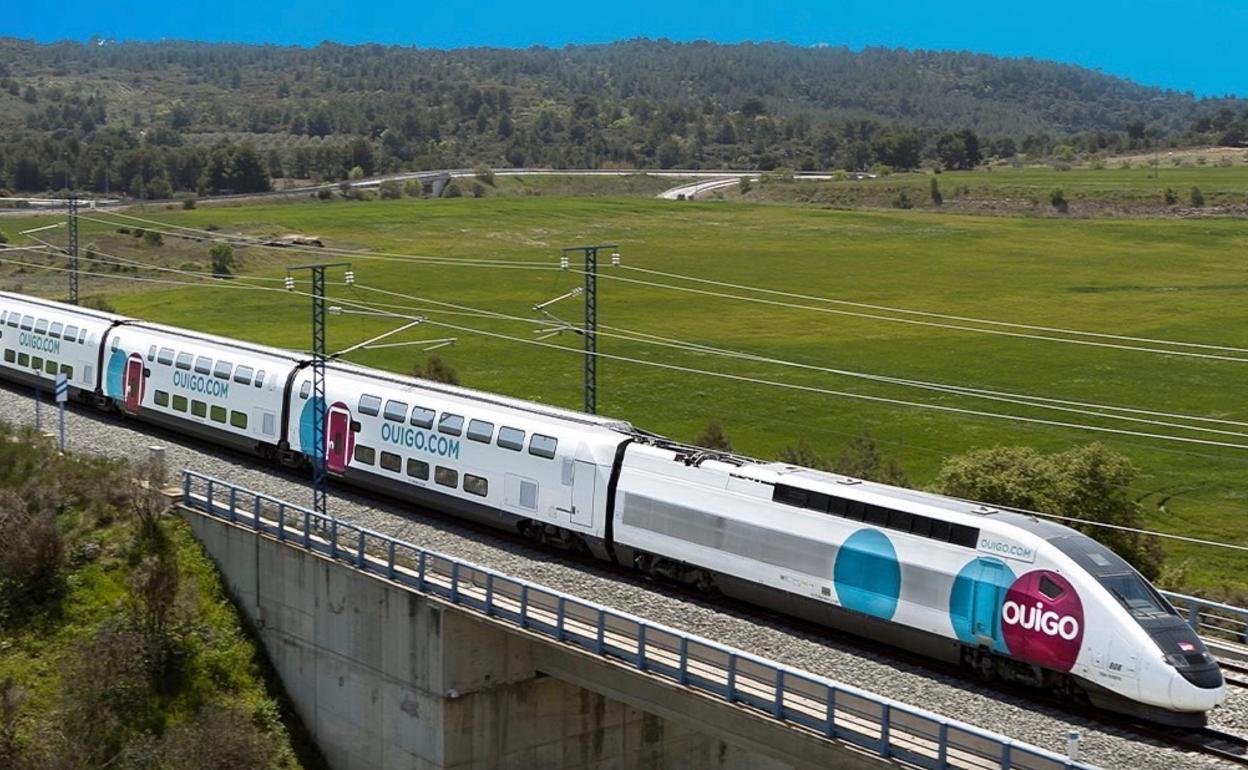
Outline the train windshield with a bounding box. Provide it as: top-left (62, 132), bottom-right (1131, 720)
top-left (1099, 572), bottom-right (1174, 619)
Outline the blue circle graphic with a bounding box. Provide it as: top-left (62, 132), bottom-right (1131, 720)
top-left (833, 529), bottom-right (901, 620)
top-left (948, 557), bottom-right (1015, 654)
top-left (105, 348), bottom-right (127, 399)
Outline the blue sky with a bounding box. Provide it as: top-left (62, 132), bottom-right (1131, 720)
top-left (4, 0), bottom-right (1244, 97)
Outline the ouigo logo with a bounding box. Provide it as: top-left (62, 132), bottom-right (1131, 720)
top-left (1001, 570), bottom-right (1084, 671)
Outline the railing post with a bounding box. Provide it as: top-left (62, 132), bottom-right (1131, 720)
top-left (879, 705), bottom-right (891, 757)
top-left (556, 597), bottom-right (566, 642)
top-left (638, 624), bottom-right (647, 671)
top-left (330, 519), bottom-right (338, 560)
top-left (1187, 603), bottom-right (1199, 631)
top-left (595, 609), bottom-right (605, 654)
top-left (937, 722), bottom-right (949, 770)
top-left (678, 637), bottom-right (689, 686)
top-left (181, 472), bottom-right (190, 504)
top-left (727, 654), bottom-right (737, 702)
top-left (228, 486), bottom-right (237, 523)
top-left (519, 585), bottom-right (529, 629)
top-left (277, 503), bottom-right (285, 541)
top-left (252, 494), bottom-right (261, 531)
top-left (485, 574), bottom-right (494, 616)
top-left (206, 480), bottom-right (214, 514)
top-left (824, 685), bottom-right (836, 738)
top-left (357, 530), bottom-right (366, 569)
top-left (418, 552), bottom-right (428, 592)
top-left (1000, 741), bottom-right (1011, 770)
top-left (772, 668), bottom-right (784, 719)
top-left (387, 540), bottom-right (396, 580)
top-left (451, 562), bottom-right (460, 603)
top-left (302, 509), bottom-right (311, 549)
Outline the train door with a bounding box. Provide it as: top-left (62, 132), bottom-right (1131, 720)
top-left (325, 404), bottom-right (352, 474)
top-left (570, 460), bottom-right (597, 528)
top-left (123, 355), bottom-right (144, 413)
top-left (970, 559), bottom-right (1010, 647)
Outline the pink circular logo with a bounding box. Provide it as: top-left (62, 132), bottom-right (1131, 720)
top-left (1000, 570), bottom-right (1084, 672)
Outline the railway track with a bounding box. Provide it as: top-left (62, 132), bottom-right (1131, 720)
top-left (1222, 660), bottom-right (1248, 689)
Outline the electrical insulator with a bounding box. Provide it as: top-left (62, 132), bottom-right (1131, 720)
top-left (344, 270), bottom-right (355, 286)
top-left (611, 251), bottom-right (621, 266)
top-left (284, 275), bottom-right (295, 291)
top-left (560, 255), bottom-right (570, 270)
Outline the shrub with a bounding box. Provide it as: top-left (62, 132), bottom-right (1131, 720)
top-left (0, 489), bottom-right (64, 605)
top-left (473, 164), bottom-right (495, 186)
top-left (777, 439), bottom-right (832, 471)
top-left (929, 177), bottom-right (942, 206)
top-left (1190, 186), bottom-right (1205, 207)
top-left (316, 188), bottom-right (332, 200)
top-left (142, 230), bottom-right (162, 247)
top-left (0, 230), bottom-right (7, 246)
top-left (378, 180), bottom-right (402, 200)
top-left (403, 179), bottom-right (425, 198)
top-left (116, 227), bottom-right (131, 235)
top-left (470, 181), bottom-right (486, 198)
top-left (131, 228), bottom-right (145, 239)
top-left (738, 176), bottom-right (752, 194)
top-left (209, 243), bottom-right (235, 277)
top-left (1164, 187), bottom-right (1178, 205)
top-left (891, 189), bottom-right (913, 209)
top-left (1049, 188), bottom-right (1068, 213)
top-left (443, 180), bottom-right (463, 198)
top-left (694, 421), bottom-right (733, 452)
top-left (181, 195), bottom-right (197, 210)
top-left (413, 355), bottom-right (459, 385)
top-left (834, 431), bottom-right (909, 487)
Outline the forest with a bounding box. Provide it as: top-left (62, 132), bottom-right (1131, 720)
top-left (0, 37), bottom-right (1245, 196)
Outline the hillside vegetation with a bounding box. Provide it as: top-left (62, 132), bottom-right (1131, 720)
top-left (1, 38), bottom-right (1246, 196)
top-left (0, 424), bottom-right (320, 770)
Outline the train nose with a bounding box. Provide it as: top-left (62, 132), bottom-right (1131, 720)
top-left (1169, 665), bottom-right (1226, 712)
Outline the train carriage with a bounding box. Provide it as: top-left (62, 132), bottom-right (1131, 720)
top-left (0, 294), bottom-right (122, 398)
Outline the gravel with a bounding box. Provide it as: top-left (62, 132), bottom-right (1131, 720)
top-left (5, 381), bottom-right (1244, 770)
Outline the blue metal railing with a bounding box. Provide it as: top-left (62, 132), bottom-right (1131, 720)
top-left (179, 470), bottom-right (1094, 770)
top-left (1161, 591), bottom-right (1248, 647)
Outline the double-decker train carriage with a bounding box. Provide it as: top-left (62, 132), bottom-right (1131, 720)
top-left (0, 290), bottom-right (1225, 726)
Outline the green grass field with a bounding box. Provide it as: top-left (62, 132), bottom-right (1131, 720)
top-left (2, 189), bottom-right (1246, 595)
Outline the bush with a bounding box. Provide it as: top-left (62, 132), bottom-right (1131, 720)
top-left (443, 180), bottom-right (463, 198)
top-left (378, 180), bottom-right (402, 200)
top-left (209, 243), bottom-right (235, 277)
top-left (316, 188), bottom-right (332, 200)
top-left (1049, 187), bottom-right (1068, 213)
top-left (929, 177), bottom-right (942, 206)
top-left (1190, 186), bottom-right (1205, 207)
top-left (1164, 187), bottom-right (1178, 205)
top-left (116, 227), bottom-right (131, 235)
top-left (777, 439), bottom-right (832, 471)
top-left (181, 195), bottom-right (197, 210)
top-left (403, 179), bottom-right (425, 198)
top-left (0, 489), bottom-right (64, 605)
top-left (142, 230), bottom-right (163, 247)
top-left (132, 227), bottom-right (145, 239)
top-left (413, 355), bottom-right (459, 385)
top-left (694, 421), bottom-right (733, 452)
top-left (834, 431), bottom-right (909, 486)
top-left (473, 163), bottom-right (495, 186)
top-left (470, 181), bottom-right (486, 198)
top-left (891, 189), bottom-right (913, 209)
top-left (738, 176), bottom-right (752, 194)
top-left (0, 229), bottom-right (7, 246)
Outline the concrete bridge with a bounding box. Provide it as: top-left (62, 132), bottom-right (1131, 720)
top-left (177, 471), bottom-right (1090, 770)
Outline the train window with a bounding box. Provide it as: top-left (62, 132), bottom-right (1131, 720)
top-left (1099, 573), bottom-right (1169, 618)
top-left (254, 371), bottom-right (264, 388)
top-left (147, 345), bottom-right (157, 362)
top-left (4, 314), bottom-right (16, 327)
top-left (910, 515), bottom-right (933, 538)
top-left (154, 390), bottom-right (170, 407)
top-left (354, 445), bottom-right (375, 465)
top-left (358, 394), bottom-right (381, 416)
top-left (467, 419), bottom-right (493, 443)
top-left (31, 356), bottom-right (43, 371)
top-left (379, 451), bottom-right (402, 473)
top-left (175, 353), bottom-right (192, 370)
top-left (409, 406), bottom-right (435, 429)
top-left (49, 322), bottom-right (63, 339)
top-left (949, 524), bottom-right (979, 549)
top-left (230, 411), bottom-right (248, 429)
top-left (463, 474), bottom-right (488, 497)
top-left (845, 500), bottom-right (866, 521)
top-left (77, 329), bottom-right (86, 344)
top-left (194, 357), bottom-right (213, 375)
top-left (887, 509), bottom-right (913, 532)
top-left (865, 505), bottom-right (890, 527)
top-left (1039, 576), bottom-right (1064, 600)
top-left (17, 353), bottom-right (28, 367)
top-left (213, 361), bottom-right (232, 380)
top-left (210, 405), bottom-right (227, 423)
top-left (438, 413), bottom-right (464, 436)
top-left (2, 350), bottom-right (13, 363)
top-left (60, 363), bottom-right (73, 380)
top-left (299, 380), bottom-right (311, 399)
top-left (64, 325), bottom-right (78, 340)
top-left (233, 366), bottom-right (253, 385)
top-left (172, 395), bottom-right (188, 412)
top-left (191, 400), bottom-right (207, 418)
top-left (110, 337), bottom-right (120, 352)
top-left (929, 520), bottom-right (951, 542)
top-left (383, 400), bottom-right (409, 422)
top-left (158, 348), bottom-right (175, 366)
top-left (827, 496), bottom-right (847, 516)
top-left (497, 426), bottom-right (525, 451)
top-left (406, 458), bottom-right (429, 480)
top-left (44, 359), bottom-right (57, 375)
top-left (0, 311), bottom-right (6, 325)
top-left (20, 316), bottom-right (33, 331)
top-left (34, 319), bottom-right (48, 335)
top-left (434, 466), bottom-right (458, 488)
top-left (528, 434), bottom-right (558, 459)
top-left (808, 491), bottom-right (831, 513)
top-left (773, 484), bottom-right (808, 508)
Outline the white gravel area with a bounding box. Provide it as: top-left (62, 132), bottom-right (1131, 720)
top-left (4, 382), bottom-right (1244, 770)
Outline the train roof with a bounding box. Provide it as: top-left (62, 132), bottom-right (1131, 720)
top-left (0, 290), bottom-right (132, 325)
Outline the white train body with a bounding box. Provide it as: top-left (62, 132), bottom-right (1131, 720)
top-left (0, 291), bottom-right (1224, 725)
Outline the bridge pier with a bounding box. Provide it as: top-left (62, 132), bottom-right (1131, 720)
top-left (183, 506), bottom-right (890, 770)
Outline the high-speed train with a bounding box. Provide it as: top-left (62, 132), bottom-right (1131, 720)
top-left (0, 290), bottom-right (1225, 726)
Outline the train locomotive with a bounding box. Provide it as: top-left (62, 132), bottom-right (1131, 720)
top-left (0, 290), bottom-right (1225, 726)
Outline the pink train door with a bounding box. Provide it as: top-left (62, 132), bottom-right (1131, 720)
top-left (325, 403), bottom-right (353, 474)
top-left (123, 355), bottom-right (145, 414)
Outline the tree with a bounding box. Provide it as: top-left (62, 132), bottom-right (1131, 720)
top-left (933, 443), bottom-right (1164, 579)
top-left (738, 176), bottom-right (752, 194)
top-left (1050, 187), bottom-right (1068, 213)
top-left (776, 439), bottom-right (832, 471)
top-left (694, 421), bottom-right (733, 452)
top-left (1164, 187), bottom-right (1178, 205)
top-left (1190, 186), bottom-right (1205, 207)
top-left (142, 230), bottom-right (163, 247)
top-left (378, 180), bottom-right (402, 199)
top-left (929, 177), bottom-right (942, 206)
top-left (209, 243), bottom-right (235, 277)
top-left (474, 163), bottom-right (495, 186)
top-left (413, 355), bottom-right (459, 385)
top-left (833, 431), bottom-right (909, 486)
